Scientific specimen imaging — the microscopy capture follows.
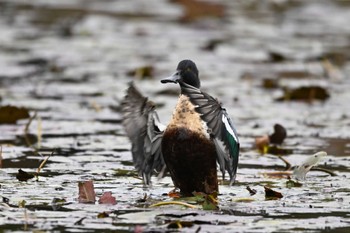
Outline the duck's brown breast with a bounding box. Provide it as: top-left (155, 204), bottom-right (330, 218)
top-left (162, 95), bottom-right (218, 196)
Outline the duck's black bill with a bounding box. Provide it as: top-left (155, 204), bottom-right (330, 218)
top-left (161, 72), bottom-right (180, 84)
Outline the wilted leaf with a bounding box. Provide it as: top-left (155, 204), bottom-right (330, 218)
top-left (52, 197), bottom-right (66, 204)
top-left (114, 168), bottom-right (138, 177)
top-left (136, 193), bottom-right (148, 203)
top-left (134, 225), bottom-right (144, 233)
top-left (18, 200), bottom-right (26, 208)
top-left (168, 190), bottom-right (181, 198)
top-left (276, 86), bottom-right (330, 102)
top-left (0, 105), bottom-right (30, 124)
top-left (18, 57), bottom-right (49, 67)
top-left (51, 197), bottom-right (67, 211)
top-left (2, 196), bottom-right (10, 204)
top-left (262, 78), bottom-right (279, 89)
top-left (202, 39), bottom-right (226, 51)
top-left (293, 151), bottom-right (327, 180)
top-left (193, 192), bottom-right (218, 210)
top-left (97, 212), bottom-right (110, 218)
top-left (16, 169), bottom-right (34, 182)
top-left (269, 124), bottom-right (287, 145)
top-left (286, 179), bottom-right (303, 188)
top-left (74, 217), bottom-right (86, 225)
top-left (233, 197), bottom-right (255, 203)
top-left (264, 186), bottom-right (283, 199)
top-left (127, 66), bottom-right (154, 80)
top-left (268, 51), bottom-right (286, 62)
top-left (78, 180), bottom-right (96, 204)
top-left (150, 201), bottom-right (197, 209)
top-left (98, 191), bottom-right (116, 205)
top-left (36, 151), bottom-right (53, 180)
top-left (255, 135), bottom-right (270, 151)
top-left (246, 186), bottom-right (257, 196)
top-left (172, 0), bottom-right (225, 22)
top-left (262, 171), bottom-right (292, 179)
top-left (167, 221), bottom-right (194, 229)
top-left (266, 145), bottom-right (293, 155)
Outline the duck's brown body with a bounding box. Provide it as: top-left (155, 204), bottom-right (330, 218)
top-left (161, 95), bottom-right (218, 196)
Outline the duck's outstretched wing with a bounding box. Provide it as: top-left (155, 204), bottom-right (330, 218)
top-left (121, 82), bottom-right (165, 185)
top-left (180, 82), bottom-right (240, 185)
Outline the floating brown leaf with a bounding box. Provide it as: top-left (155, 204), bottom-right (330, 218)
top-left (0, 105), bottom-right (30, 124)
top-left (262, 78), bottom-right (279, 89)
top-left (16, 169), bottom-right (35, 182)
top-left (172, 0), bottom-right (225, 22)
top-left (78, 180), bottom-right (96, 204)
top-left (269, 124), bottom-right (287, 145)
top-left (276, 86), bottom-right (330, 102)
top-left (97, 211), bottom-right (110, 218)
top-left (264, 186), bottom-right (283, 199)
top-left (98, 191), bottom-right (116, 205)
top-left (255, 135), bottom-right (270, 151)
top-left (168, 190), bottom-right (181, 198)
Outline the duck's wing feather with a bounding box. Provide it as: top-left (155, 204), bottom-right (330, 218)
top-left (121, 82), bottom-right (165, 185)
top-left (180, 83), bottom-right (240, 184)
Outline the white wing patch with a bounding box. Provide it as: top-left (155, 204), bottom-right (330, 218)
top-left (222, 114), bottom-right (238, 142)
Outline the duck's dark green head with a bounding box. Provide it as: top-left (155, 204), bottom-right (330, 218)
top-left (161, 60), bottom-right (200, 88)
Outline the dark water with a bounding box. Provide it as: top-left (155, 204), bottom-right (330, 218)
top-left (0, 0), bottom-right (349, 232)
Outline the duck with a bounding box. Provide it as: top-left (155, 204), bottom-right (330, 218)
top-left (121, 60), bottom-right (239, 196)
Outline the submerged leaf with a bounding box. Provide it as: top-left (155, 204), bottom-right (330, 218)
top-left (264, 186), bottom-right (283, 199)
top-left (293, 151), bottom-right (327, 180)
top-left (78, 180), bottom-right (96, 204)
top-left (0, 105), bottom-right (30, 124)
top-left (16, 169), bottom-right (34, 182)
top-left (98, 191), bottom-right (117, 205)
